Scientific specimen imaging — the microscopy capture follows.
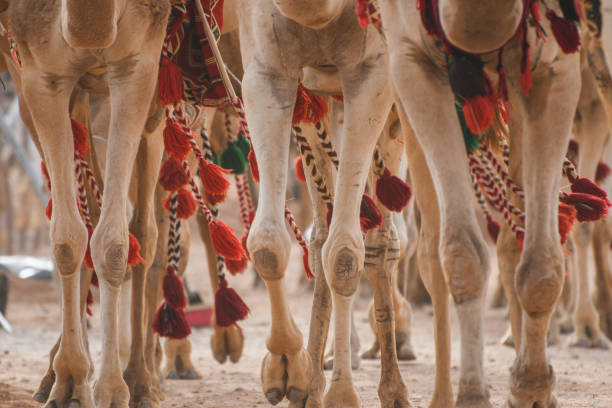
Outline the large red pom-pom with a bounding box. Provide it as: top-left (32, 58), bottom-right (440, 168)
top-left (152, 302), bottom-right (191, 339)
top-left (159, 158), bottom-right (189, 192)
top-left (158, 56), bottom-right (184, 106)
top-left (462, 95), bottom-right (495, 135)
top-left (164, 188), bottom-right (197, 219)
top-left (375, 168), bottom-right (412, 212)
top-left (128, 233), bottom-right (145, 266)
top-left (163, 120), bottom-right (192, 161)
top-left (71, 119), bottom-right (90, 157)
top-left (163, 266), bottom-right (186, 309)
top-left (215, 276), bottom-right (249, 327)
top-left (360, 193), bottom-right (383, 232)
top-left (210, 221), bottom-right (245, 261)
top-left (560, 192), bottom-right (609, 222)
top-left (570, 176), bottom-right (610, 203)
top-left (596, 162), bottom-right (611, 184)
top-left (546, 10), bottom-right (581, 54)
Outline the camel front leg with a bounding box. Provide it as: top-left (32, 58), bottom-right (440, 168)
top-left (90, 53), bottom-right (162, 408)
top-left (393, 52), bottom-right (490, 406)
top-left (509, 60), bottom-right (580, 408)
top-left (243, 65), bottom-right (311, 406)
top-left (21, 72), bottom-right (94, 408)
top-left (322, 65), bottom-right (393, 407)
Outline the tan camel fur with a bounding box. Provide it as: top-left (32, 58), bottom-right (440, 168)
top-left (5, 1), bottom-right (170, 408)
top-left (236, 1), bottom-right (414, 406)
top-left (379, 1), bottom-right (581, 407)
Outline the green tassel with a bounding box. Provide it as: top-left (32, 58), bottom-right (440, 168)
top-left (220, 142), bottom-right (247, 175)
top-left (455, 103), bottom-right (481, 153)
top-left (236, 135), bottom-right (251, 157)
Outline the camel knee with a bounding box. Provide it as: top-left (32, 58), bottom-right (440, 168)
top-left (329, 249), bottom-right (361, 297)
top-left (248, 220), bottom-right (291, 281)
top-left (52, 220), bottom-right (88, 276)
top-left (441, 232), bottom-right (489, 305)
top-left (516, 249), bottom-right (564, 317)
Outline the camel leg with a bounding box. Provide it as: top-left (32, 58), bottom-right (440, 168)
top-left (118, 279), bottom-right (132, 370)
top-left (21, 73), bottom-right (94, 408)
top-left (196, 209), bottom-right (245, 365)
top-left (593, 218), bottom-right (612, 341)
top-left (121, 117), bottom-right (165, 407)
top-left (507, 62), bottom-right (579, 408)
top-left (90, 47), bottom-right (162, 407)
top-left (363, 216), bottom-right (410, 408)
top-left (322, 66), bottom-right (394, 407)
top-left (394, 57), bottom-right (491, 407)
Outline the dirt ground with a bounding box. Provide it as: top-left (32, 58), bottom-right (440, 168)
top-left (1, 232), bottom-right (612, 408)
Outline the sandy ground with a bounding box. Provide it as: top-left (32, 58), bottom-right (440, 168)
top-left (1, 228), bottom-right (612, 408)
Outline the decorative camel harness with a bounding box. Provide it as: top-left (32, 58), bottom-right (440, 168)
top-left (355, 0), bottom-right (610, 248)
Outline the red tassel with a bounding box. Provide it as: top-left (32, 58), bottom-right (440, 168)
top-left (205, 190), bottom-right (226, 205)
top-left (91, 271), bottom-right (99, 287)
top-left (210, 220), bottom-right (245, 260)
top-left (570, 176), bottom-right (610, 203)
top-left (560, 192), bottom-right (609, 222)
top-left (71, 119), bottom-right (89, 157)
top-left (163, 266), bottom-right (186, 309)
top-left (45, 198), bottom-right (52, 220)
top-left (375, 168), bottom-right (412, 212)
top-left (360, 193), bottom-right (383, 232)
top-left (86, 289), bottom-right (94, 317)
top-left (158, 56), bottom-right (184, 106)
top-left (163, 188), bottom-right (196, 219)
top-left (462, 96), bottom-right (494, 134)
top-left (558, 202), bottom-right (577, 245)
top-left (163, 120), bottom-right (192, 161)
top-left (128, 233), bottom-right (145, 266)
top-left (326, 205), bottom-right (333, 228)
top-left (416, 0), bottom-right (437, 35)
top-left (486, 215), bottom-right (500, 243)
top-left (249, 149), bottom-right (259, 182)
top-left (546, 10), bottom-right (581, 54)
top-left (41, 161), bottom-right (50, 182)
top-left (596, 162), bottom-right (611, 184)
top-left (355, 0), bottom-right (370, 28)
top-left (292, 84), bottom-right (329, 125)
top-left (517, 230), bottom-right (525, 250)
top-left (152, 302), bottom-right (191, 339)
top-left (295, 156), bottom-right (306, 183)
top-left (159, 157), bottom-right (189, 192)
top-left (302, 249), bottom-right (314, 280)
top-left (84, 226), bottom-right (94, 269)
top-left (225, 253), bottom-right (249, 275)
top-left (215, 276), bottom-right (249, 327)
top-left (199, 159), bottom-right (230, 197)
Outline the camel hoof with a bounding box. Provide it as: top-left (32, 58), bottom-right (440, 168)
top-left (44, 401), bottom-right (58, 408)
top-left (33, 391), bottom-right (49, 403)
top-left (166, 370), bottom-right (179, 379)
top-left (183, 369), bottom-right (201, 380)
top-left (397, 344), bottom-right (416, 361)
top-left (266, 389), bottom-right (285, 406)
top-left (287, 386), bottom-right (307, 404)
top-left (68, 399), bottom-right (82, 408)
top-left (361, 349), bottom-right (379, 360)
top-left (559, 323), bottom-right (574, 335)
top-left (569, 333), bottom-right (609, 349)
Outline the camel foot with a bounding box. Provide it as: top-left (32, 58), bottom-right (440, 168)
top-left (211, 324), bottom-right (244, 364)
top-left (559, 321), bottom-right (574, 335)
top-left (166, 368), bottom-right (201, 380)
top-left (569, 325), bottom-right (609, 349)
top-left (456, 395), bottom-right (492, 408)
top-left (262, 349), bottom-right (312, 406)
top-left (34, 371), bottom-right (56, 403)
top-left (379, 378), bottom-right (410, 408)
top-left (509, 361), bottom-right (556, 408)
top-left (34, 390), bottom-right (50, 403)
top-left (396, 334), bottom-right (416, 361)
top-left (46, 378), bottom-right (94, 408)
top-left (324, 380), bottom-right (360, 408)
top-left (124, 367), bottom-right (159, 408)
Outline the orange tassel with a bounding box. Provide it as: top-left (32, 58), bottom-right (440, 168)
top-left (163, 120), bottom-right (192, 161)
top-left (225, 254), bottom-right (249, 275)
top-left (302, 249), bottom-right (314, 280)
top-left (295, 156), bottom-right (306, 183)
top-left (215, 276), bottom-right (249, 327)
top-left (241, 233), bottom-right (250, 259)
top-left (164, 188), bottom-right (196, 219)
top-left (158, 56), bottom-right (184, 106)
top-left (292, 84), bottom-right (329, 125)
top-left (248, 149), bottom-right (259, 182)
top-left (159, 158), bottom-right (189, 192)
top-left (128, 233), bottom-right (145, 266)
top-left (558, 202), bottom-right (577, 245)
top-left (71, 119), bottom-right (89, 157)
top-left (45, 198), bottom-right (52, 220)
top-left (462, 95), bottom-right (494, 134)
top-left (199, 159), bottom-right (230, 197)
top-left (205, 190), bottom-right (227, 205)
top-left (210, 221), bottom-right (245, 261)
